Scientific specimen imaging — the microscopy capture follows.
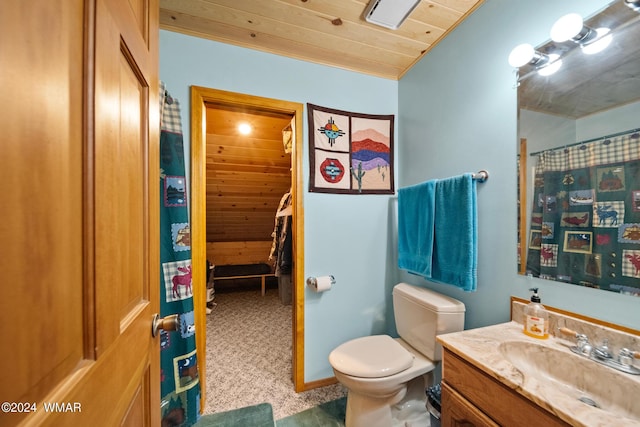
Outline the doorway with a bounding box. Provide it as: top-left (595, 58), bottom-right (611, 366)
top-left (190, 87), bottom-right (306, 400)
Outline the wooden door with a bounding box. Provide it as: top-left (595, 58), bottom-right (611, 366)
top-left (0, 0), bottom-right (160, 425)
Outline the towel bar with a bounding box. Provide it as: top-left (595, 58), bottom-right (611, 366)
top-left (393, 171), bottom-right (489, 200)
top-left (472, 170), bottom-right (489, 182)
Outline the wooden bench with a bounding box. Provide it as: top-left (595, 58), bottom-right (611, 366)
top-left (212, 263), bottom-right (275, 296)
top-left (213, 273), bottom-right (276, 296)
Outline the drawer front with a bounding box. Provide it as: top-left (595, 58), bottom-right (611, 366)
top-left (441, 382), bottom-right (499, 427)
top-left (442, 349), bottom-right (570, 427)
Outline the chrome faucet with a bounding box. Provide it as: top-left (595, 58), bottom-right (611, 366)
top-left (575, 333), bottom-right (592, 356)
top-left (558, 327), bottom-right (640, 375)
top-left (619, 348), bottom-right (640, 368)
top-left (592, 339), bottom-right (613, 360)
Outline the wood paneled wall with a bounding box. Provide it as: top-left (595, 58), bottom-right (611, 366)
top-left (206, 105), bottom-right (292, 243)
top-left (207, 240), bottom-right (273, 266)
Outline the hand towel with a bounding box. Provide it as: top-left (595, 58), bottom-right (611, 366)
top-left (432, 173), bottom-right (478, 291)
top-left (398, 180), bottom-right (438, 278)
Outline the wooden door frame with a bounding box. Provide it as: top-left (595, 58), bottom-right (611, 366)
top-left (190, 86), bottom-right (306, 398)
top-left (518, 138), bottom-right (527, 275)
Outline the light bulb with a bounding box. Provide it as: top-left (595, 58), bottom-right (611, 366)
top-left (550, 13), bottom-right (584, 42)
top-left (537, 55), bottom-right (562, 76)
top-left (508, 43), bottom-right (535, 67)
top-left (581, 28), bottom-right (612, 54)
top-left (625, 0), bottom-right (640, 12)
top-left (238, 123), bottom-right (252, 135)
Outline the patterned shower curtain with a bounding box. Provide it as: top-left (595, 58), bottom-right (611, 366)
top-left (159, 82), bottom-right (200, 426)
top-left (525, 130), bottom-right (640, 296)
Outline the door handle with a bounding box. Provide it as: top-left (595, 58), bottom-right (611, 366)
top-left (152, 313), bottom-right (179, 337)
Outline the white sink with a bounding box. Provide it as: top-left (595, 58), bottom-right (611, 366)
top-left (499, 340), bottom-right (640, 421)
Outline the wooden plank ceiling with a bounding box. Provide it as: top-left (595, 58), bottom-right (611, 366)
top-left (206, 104), bottom-right (292, 243)
top-left (159, 0), bottom-right (484, 80)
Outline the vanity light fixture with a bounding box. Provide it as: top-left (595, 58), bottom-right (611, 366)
top-left (509, 10), bottom-right (615, 73)
top-left (550, 13), bottom-right (599, 44)
top-left (625, 0), bottom-right (640, 12)
top-left (581, 27), bottom-right (613, 54)
top-left (508, 44), bottom-right (563, 76)
top-left (508, 43), bottom-right (550, 68)
top-left (537, 54), bottom-right (562, 76)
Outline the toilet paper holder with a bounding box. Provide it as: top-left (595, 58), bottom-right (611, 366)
top-left (306, 275), bottom-right (335, 291)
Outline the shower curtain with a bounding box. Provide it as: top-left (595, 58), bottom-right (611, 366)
top-left (159, 82), bottom-right (200, 426)
top-left (525, 130), bottom-right (640, 296)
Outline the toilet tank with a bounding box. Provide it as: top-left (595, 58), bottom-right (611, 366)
top-left (393, 283), bottom-right (465, 361)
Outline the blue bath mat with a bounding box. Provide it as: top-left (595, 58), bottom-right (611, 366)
top-left (276, 397), bottom-right (346, 427)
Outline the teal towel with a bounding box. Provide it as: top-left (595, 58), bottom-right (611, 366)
top-left (398, 180), bottom-right (438, 278)
top-left (432, 174), bottom-right (478, 292)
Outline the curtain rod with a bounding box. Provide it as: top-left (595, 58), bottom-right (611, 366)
top-left (529, 127), bottom-right (640, 157)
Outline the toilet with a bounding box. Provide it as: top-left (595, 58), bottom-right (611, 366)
top-left (329, 283), bottom-right (465, 427)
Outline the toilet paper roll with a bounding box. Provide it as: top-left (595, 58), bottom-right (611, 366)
top-left (307, 275), bottom-right (335, 292)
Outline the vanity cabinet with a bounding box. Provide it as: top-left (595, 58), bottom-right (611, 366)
top-left (441, 349), bottom-right (571, 427)
top-left (441, 382), bottom-right (498, 427)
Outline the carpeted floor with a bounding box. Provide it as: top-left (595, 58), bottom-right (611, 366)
top-left (204, 288), bottom-right (346, 420)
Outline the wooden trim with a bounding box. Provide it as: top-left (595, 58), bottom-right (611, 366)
top-left (82, 0), bottom-right (97, 362)
top-left (190, 86), bottom-right (306, 396)
top-left (190, 87), bottom-right (208, 411)
top-left (291, 100), bottom-right (305, 393)
top-left (399, 0), bottom-right (486, 80)
top-left (301, 376), bottom-right (338, 391)
top-left (518, 138), bottom-right (527, 275)
top-left (510, 296), bottom-right (640, 336)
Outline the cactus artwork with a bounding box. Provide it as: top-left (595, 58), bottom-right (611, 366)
top-left (351, 162), bottom-right (366, 192)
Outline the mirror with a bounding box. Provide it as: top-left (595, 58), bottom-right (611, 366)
top-left (517, 0), bottom-right (640, 297)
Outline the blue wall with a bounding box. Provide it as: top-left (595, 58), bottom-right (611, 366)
top-left (161, 0), bottom-right (639, 384)
top-left (399, 0), bottom-right (638, 332)
top-left (159, 31), bottom-right (398, 382)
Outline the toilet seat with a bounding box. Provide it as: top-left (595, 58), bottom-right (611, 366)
top-left (329, 335), bottom-right (413, 378)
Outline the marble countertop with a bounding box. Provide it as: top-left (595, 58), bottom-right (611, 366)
top-left (437, 321), bottom-right (640, 427)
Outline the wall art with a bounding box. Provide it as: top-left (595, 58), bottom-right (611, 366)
top-left (308, 103), bottom-right (394, 194)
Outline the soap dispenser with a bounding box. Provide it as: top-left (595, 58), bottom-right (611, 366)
top-left (523, 288), bottom-right (549, 339)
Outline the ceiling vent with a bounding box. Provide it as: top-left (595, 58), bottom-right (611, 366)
top-left (363, 0), bottom-right (421, 30)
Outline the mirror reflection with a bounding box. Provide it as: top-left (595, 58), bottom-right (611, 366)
top-left (516, 0), bottom-right (640, 297)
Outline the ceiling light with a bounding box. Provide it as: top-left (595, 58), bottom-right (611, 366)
top-left (537, 55), bottom-right (562, 76)
top-left (550, 13), bottom-right (597, 44)
top-left (508, 43), bottom-right (552, 68)
top-left (581, 28), bottom-right (612, 54)
top-left (238, 123), bottom-right (252, 135)
top-left (625, 0), bottom-right (640, 12)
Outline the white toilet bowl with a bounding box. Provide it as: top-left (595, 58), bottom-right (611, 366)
top-left (329, 283), bottom-right (466, 427)
top-left (330, 335), bottom-right (435, 427)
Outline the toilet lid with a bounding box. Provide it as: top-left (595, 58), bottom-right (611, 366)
top-left (329, 335), bottom-right (413, 378)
